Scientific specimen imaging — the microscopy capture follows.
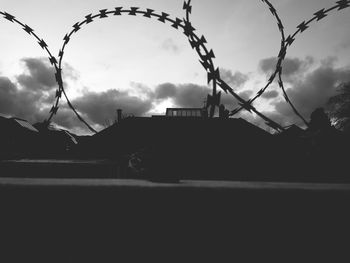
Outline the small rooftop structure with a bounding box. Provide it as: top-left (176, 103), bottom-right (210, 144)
top-left (165, 108), bottom-right (208, 118)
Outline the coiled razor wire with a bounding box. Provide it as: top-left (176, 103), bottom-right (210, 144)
top-left (2, 0), bottom-right (350, 134)
top-left (57, 5), bottom-right (285, 132)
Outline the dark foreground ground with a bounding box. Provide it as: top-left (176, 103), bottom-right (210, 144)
top-left (1, 177), bottom-right (350, 262)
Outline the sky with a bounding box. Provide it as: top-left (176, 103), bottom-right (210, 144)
top-left (1, 0), bottom-right (350, 134)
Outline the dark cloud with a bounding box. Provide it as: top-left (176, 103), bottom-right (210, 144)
top-left (154, 83), bottom-right (210, 108)
top-left (259, 56), bottom-right (314, 80)
top-left (6, 55), bottom-right (350, 135)
top-left (154, 83), bottom-right (254, 112)
top-left (17, 57), bottom-right (56, 92)
top-left (154, 83), bottom-right (177, 100)
top-left (172, 84), bottom-right (210, 108)
top-left (234, 56), bottom-right (350, 130)
top-left (0, 76), bottom-right (48, 124)
top-left (0, 57), bottom-right (95, 133)
top-left (262, 90), bottom-right (279, 100)
top-left (220, 69), bottom-right (249, 89)
top-left (0, 58), bottom-right (58, 124)
top-left (271, 58), bottom-right (350, 126)
top-left (70, 89), bottom-right (153, 127)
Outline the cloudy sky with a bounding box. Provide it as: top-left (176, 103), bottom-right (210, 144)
top-left (1, 0), bottom-right (350, 134)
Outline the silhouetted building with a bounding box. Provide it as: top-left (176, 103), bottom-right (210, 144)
top-left (77, 111), bottom-right (275, 180)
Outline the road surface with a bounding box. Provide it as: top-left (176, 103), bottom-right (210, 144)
top-left (1, 177), bottom-right (350, 191)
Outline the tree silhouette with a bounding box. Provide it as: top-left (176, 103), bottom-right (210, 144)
top-left (327, 82), bottom-right (350, 132)
top-left (309, 108), bottom-right (332, 132)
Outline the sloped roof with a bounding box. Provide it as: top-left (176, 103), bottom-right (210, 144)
top-left (11, 118), bottom-right (39, 133)
top-left (279, 125), bottom-right (305, 138)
